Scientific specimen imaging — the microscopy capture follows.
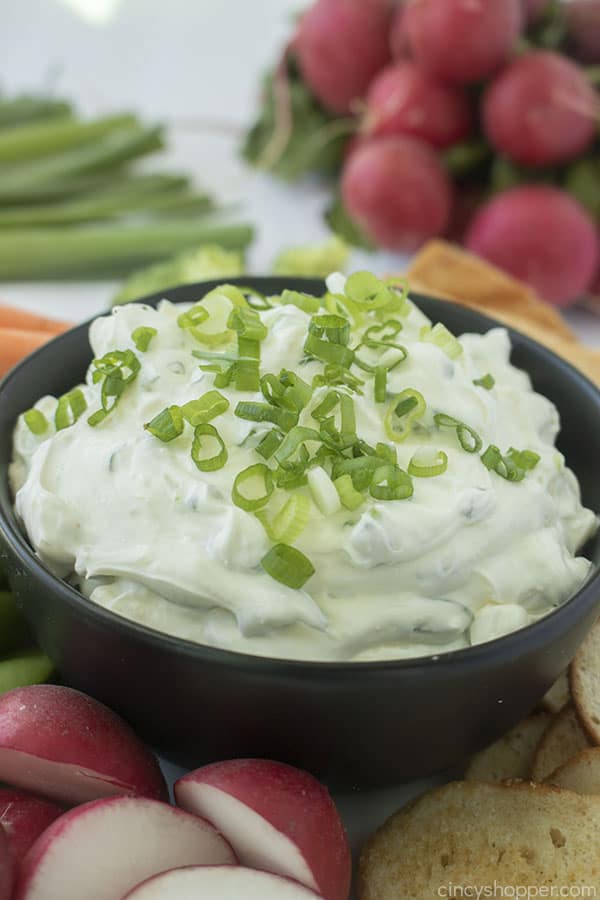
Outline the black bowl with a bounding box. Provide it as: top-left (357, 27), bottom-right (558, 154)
top-left (1, 277), bottom-right (599, 788)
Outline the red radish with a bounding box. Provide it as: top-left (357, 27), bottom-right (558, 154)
top-left (294, 0), bottom-right (392, 113)
top-left (483, 51), bottom-right (597, 165)
top-left (390, 2), bottom-right (412, 58)
top-left (566, 0), bottom-right (600, 63)
top-left (0, 685), bottom-right (167, 805)
top-left (15, 796), bottom-right (235, 900)
top-left (124, 865), bottom-right (326, 899)
top-left (404, 0), bottom-right (522, 84)
top-left (175, 759), bottom-right (351, 900)
top-left (0, 790), bottom-right (62, 865)
top-left (466, 185), bottom-right (599, 306)
top-left (341, 135), bottom-right (453, 251)
top-left (364, 61), bottom-right (472, 149)
top-left (0, 826), bottom-right (13, 900)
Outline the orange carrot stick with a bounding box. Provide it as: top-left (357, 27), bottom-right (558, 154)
top-left (0, 305), bottom-right (72, 335)
top-left (0, 327), bottom-right (55, 377)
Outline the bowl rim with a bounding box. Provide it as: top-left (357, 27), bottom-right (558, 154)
top-left (1, 275), bottom-right (600, 674)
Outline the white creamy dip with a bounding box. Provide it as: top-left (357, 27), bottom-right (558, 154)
top-left (10, 275), bottom-right (597, 661)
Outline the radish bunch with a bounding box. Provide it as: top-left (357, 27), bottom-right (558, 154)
top-left (244, 0), bottom-right (600, 307)
top-left (0, 685), bottom-right (351, 900)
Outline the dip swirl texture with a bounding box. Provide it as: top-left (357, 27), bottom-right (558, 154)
top-left (10, 276), bottom-right (597, 661)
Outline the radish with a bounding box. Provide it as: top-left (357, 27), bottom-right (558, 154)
top-left (465, 185), bottom-right (599, 306)
top-left (174, 759), bottom-right (351, 900)
top-left (364, 60), bottom-right (472, 149)
top-left (15, 796), bottom-right (235, 900)
top-left (0, 826), bottom-right (12, 900)
top-left (404, 0), bottom-right (522, 84)
top-left (0, 790), bottom-right (62, 864)
top-left (0, 685), bottom-right (167, 805)
top-left (483, 51), bottom-right (597, 165)
top-left (124, 865), bottom-right (326, 899)
top-left (390, 2), bottom-right (411, 58)
top-left (566, 0), bottom-right (600, 63)
top-left (340, 135), bottom-right (453, 251)
top-left (294, 0), bottom-right (392, 113)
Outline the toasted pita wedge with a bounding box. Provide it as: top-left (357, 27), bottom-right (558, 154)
top-left (465, 713), bottom-right (551, 782)
top-left (359, 780), bottom-right (600, 900)
top-left (530, 705), bottom-right (591, 782)
top-left (541, 672), bottom-right (570, 715)
top-left (571, 619), bottom-right (600, 744)
top-left (546, 747), bottom-right (600, 794)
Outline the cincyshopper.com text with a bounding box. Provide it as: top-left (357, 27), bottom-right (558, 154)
top-left (438, 883), bottom-right (597, 899)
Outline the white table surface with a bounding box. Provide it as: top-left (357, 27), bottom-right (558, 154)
top-left (2, 0), bottom-right (600, 876)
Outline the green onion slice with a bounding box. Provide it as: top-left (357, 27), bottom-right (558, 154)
top-left (334, 473), bottom-right (365, 511)
top-left (332, 455), bottom-right (382, 492)
top-left (304, 332), bottom-right (355, 368)
top-left (312, 364), bottom-right (364, 394)
top-left (232, 463), bottom-right (274, 511)
top-left (481, 444), bottom-right (523, 482)
top-left (385, 389), bottom-right (426, 443)
top-left (374, 366), bottom-right (387, 403)
top-left (434, 413), bottom-right (482, 454)
top-left (308, 466), bottom-right (341, 515)
top-left (408, 448), bottom-right (448, 478)
top-left (261, 543), bottom-right (315, 589)
top-left (228, 305), bottom-right (268, 342)
top-left (23, 408), bottom-right (48, 435)
top-left (131, 326), bottom-right (157, 353)
top-left (55, 389), bottom-right (87, 431)
top-left (473, 373), bottom-right (495, 390)
top-left (274, 426), bottom-right (319, 466)
top-left (280, 289), bottom-right (321, 314)
top-left (181, 390), bottom-right (229, 426)
top-left (144, 405), bottom-right (184, 442)
top-left (507, 447), bottom-right (541, 471)
top-left (311, 390), bottom-right (340, 421)
top-left (235, 401), bottom-right (298, 432)
top-left (269, 493), bottom-right (311, 543)
top-left (369, 465), bottom-right (414, 501)
top-left (256, 429), bottom-right (283, 460)
top-left (92, 349), bottom-right (140, 385)
top-left (420, 323), bottom-right (463, 359)
top-left (191, 423), bottom-right (228, 472)
top-left (309, 314), bottom-right (350, 346)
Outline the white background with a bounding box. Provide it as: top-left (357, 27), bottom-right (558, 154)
top-left (2, 0), bottom-right (599, 873)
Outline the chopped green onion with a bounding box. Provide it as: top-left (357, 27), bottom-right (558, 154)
top-left (228, 305), bottom-right (268, 343)
top-left (319, 415), bottom-right (356, 452)
top-left (256, 429), bottom-right (283, 460)
top-left (481, 444), bottom-right (523, 482)
top-left (303, 332), bottom-right (355, 368)
top-left (232, 463), bottom-right (274, 512)
top-left (178, 304), bottom-right (209, 331)
top-left (235, 401), bottom-right (298, 432)
top-left (308, 467), bottom-right (341, 515)
top-left (434, 412), bottom-right (482, 454)
top-left (144, 405), bottom-right (184, 442)
top-left (203, 284), bottom-right (247, 309)
top-left (312, 364), bottom-right (364, 394)
top-left (385, 389), bottom-right (426, 443)
top-left (334, 473), bottom-right (365, 511)
top-left (55, 389), bottom-right (87, 431)
top-left (269, 494), bottom-right (311, 543)
top-left (369, 465), bottom-right (414, 501)
top-left (23, 408), bottom-right (48, 435)
top-left (261, 370), bottom-right (312, 413)
top-left (191, 423), bottom-right (228, 472)
top-left (261, 543), bottom-right (315, 589)
top-left (332, 455), bottom-right (382, 491)
top-left (310, 314), bottom-right (350, 346)
top-left (507, 447), bottom-right (541, 471)
top-left (375, 442), bottom-right (397, 465)
top-left (473, 373), bottom-right (495, 390)
top-left (374, 366), bottom-right (387, 403)
top-left (408, 448), bottom-right (448, 478)
top-left (92, 349), bottom-right (140, 385)
top-left (181, 390), bottom-right (229, 426)
top-left (311, 390), bottom-right (340, 421)
top-left (279, 289), bottom-right (321, 314)
top-left (131, 326), bottom-right (157, 353)
top-left (420, 323), bottom-right (463, 359)
top-left (274, 426), bottom-right (320, 466)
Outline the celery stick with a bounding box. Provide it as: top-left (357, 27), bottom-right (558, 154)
top-left (0, 125), bottom-right (164, 198)
top-left (0, 651), bottom-right (53, 695)
top-left (0, 113), bottom-right (138, 164)
top-left (0, 96), bottom-right (72, 129)
top-left (0, 221), bottom-right (254, 279)
top-left (0, 172), bottom-right (189, 206)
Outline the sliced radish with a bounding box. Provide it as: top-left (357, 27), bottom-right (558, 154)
top-left (15, 796), bottom-right (235, 900)
top-left (0, 826), bottom-right (12, 900)
top-left (175, 760), bottom-right (351, 900)
top-left (124, 865), bottom-right (325, 899)
top-left (0, 789), bottom-right (62, 864)
top-left (0, 685), bottom-right (167, 804)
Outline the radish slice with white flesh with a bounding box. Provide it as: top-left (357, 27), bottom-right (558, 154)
top-left (15, 796), bottom-right (236, 900)
top-left (0, 825), bottom-right (13, 900)
top-left (174, 759), bottom-right (351, 900)
top-left (124, 865), bottom-right (325, 899)
top-left (0, 685), bottom-right (167, 804)
top-left (0, 789), bottom-right (63, 864)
